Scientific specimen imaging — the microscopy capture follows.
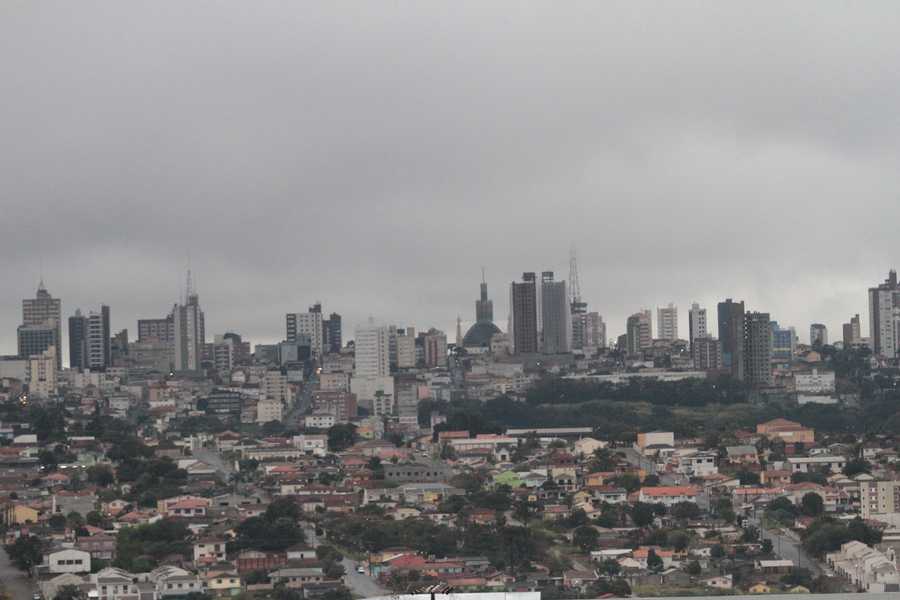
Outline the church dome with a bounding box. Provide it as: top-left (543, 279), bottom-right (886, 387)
top-left (462, 321), bottom-right (501, 347)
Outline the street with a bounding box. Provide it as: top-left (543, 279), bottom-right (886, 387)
top-left (341, 558), bottom-right (389, 598)
top-left (0, 547), bottom-right (35, 600)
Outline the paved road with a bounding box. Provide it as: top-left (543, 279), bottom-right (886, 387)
top-left (0, 547), bottom-right (35, 600)
top-left (193, 447), bottom-right (233, 476)
top-left (750, 516), bottom-right (823, 576)
top-left (341, 558), bottom-right (389, 598)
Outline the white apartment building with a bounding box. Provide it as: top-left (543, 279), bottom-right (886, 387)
top-left (657, 303), bottom-right (678, 341)
top-left (286, 311), bottom-right (323, 358)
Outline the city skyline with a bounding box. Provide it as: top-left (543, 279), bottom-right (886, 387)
top-left (0, 265), bottom-right (885, 367)
top-left (4, 3), bottom-right (900, 362)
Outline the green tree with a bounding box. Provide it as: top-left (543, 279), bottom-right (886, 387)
top-left (685, 560), bottom-right (701, 576)
top-left (630, 502), bottom-right (655, 528)
top-left (801, 492), bottom-right (824, 517)
top-left (54, 585), bottom-right (87, 600)
top-left (5, 535), bottom-right (43, 571)
top-left (326, 424), bottom-right (357, 452)
top-left (647, 548), bottom-right (664, 572)
top-left (573, 526), bottom-right (599, 553)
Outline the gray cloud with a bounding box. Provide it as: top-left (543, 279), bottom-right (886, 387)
top-left (2, 1), bottom-right (899, 359)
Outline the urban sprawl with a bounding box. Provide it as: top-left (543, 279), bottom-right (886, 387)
top-left (5, 267), bottom-right (900, 600)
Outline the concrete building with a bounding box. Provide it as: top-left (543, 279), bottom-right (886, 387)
top-left (794, 369), bottom-right (836, 395)
top-left (172, 284), bottom-right (205, 371)
top-left (286, 307), bottom-right (324, 358)
top-left (68, 310), bottom-right (88, 370)
top-left (137, 315), bottom-right (174, 344)
top-left (688, 303), bottom-right (707, 349)
top-left (860, 480), bottom-right (900, 519)
top-left (540, 272), bottom-right (570, 354)
top-left (810, 323), bottom-right (829, 347)
top-left (423, 329), bottom-right (448, 368)
top-left (744, 312), bottom-right (773, 386)
top-left (17, 323), bottom-right (58, 366)
top-left (770, 321), bottom-right (797, 363)
top-left (869, 270), bottom-right (900, 358)
top-left (46, 549), bottom-right (91, 574)
top-left (22, 281), bottom-right (62, 368)
top-left (843, 314), bottom-right (863, 347)
top-left (256, 399), bottom-right (283, 424)
top-left (692, 336), bottom-right (722, 370)
top-left (85, 306), bottom-right (111, 370)
top-left (28, 346), bottom-right (58, 398)
top-left (583, 312), bottom-right (606, 350)
top-left (718, 298), bottom-right (745, 381)
top-left (626, 310), bottom-right (652, 356)
top-left (355, 323), bottom-right (391, 378)
top-left (657, 303), bottom-right (678, 341)
top-left (509, 272), bottom-right (538, 354)
top-left (463, 276), bottom-right (502, 349)
top-left (324, 312), bottom-right (342, 354)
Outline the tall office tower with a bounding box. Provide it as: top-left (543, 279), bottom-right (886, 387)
top-left (85, 305), bottom-right (111, 370)
top-left (173, 276), bottom-right (205, 371)
top-left (843, 314), bottom-right (862, 347)
top-left (583, 312), bottom-right (606, 349)
top-left (625, 310), bottom-right (652, 356)
top-left (423, 328), bottom-right (448, 368)
top-left (509, 272), bottom-right (538, 354)
top-left (68, 310), bottom-right (88, 370)
top-left (656, 303), bottom-right (678, 341)
top-left (22, 281), bottom-right (62, 368)
top-left (692, 336), bottom-right (722, 370)
top-left (541, 272), bottom-right (571, 354)
top-left (744, 312), bottom-right (773, 387)
top-left (810, 323), bottom-right (828, 347)
top-left (323, 312), bottom-right (342, 353)
top-left (718, 299), bottom-right (745, 380)
top-left (137, 315), bottom-right (174, 343)
top-left (286, 307), bottom-right (324, 358)
top-left (770, 321), bottom-right (797, 362)
top-left (688, 303), bottom-right (708, 349)
top-left (110, 329), bottom-right (129, 367)
top-left (869, 270), bottom-right (900, 358)
top-left (354, 323), bottom-right (391, 377)
top-left (568, 251), bottom-right (589, 351)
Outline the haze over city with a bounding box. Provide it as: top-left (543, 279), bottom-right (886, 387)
top-left (3, 2), bottom-right (900, 352)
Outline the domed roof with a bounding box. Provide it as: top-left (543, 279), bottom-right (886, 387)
top-left (462, 321), bottom-right (502, 347)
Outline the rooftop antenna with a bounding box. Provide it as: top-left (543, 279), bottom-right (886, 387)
top-left (568, 246), bottom-right (582, 304)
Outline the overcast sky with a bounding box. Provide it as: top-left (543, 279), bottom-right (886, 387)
top-left (2, 1), bottom-right (900, 362)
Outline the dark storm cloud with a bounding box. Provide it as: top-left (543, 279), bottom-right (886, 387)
top-left (2, 1), bottom-right (900, 360)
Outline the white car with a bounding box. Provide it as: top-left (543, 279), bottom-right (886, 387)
top-left (356, 566), bottom-right (366, 574)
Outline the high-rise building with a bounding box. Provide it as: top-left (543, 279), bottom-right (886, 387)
top-left (657, 303), bottom-right (678, 341)
top-left (810, 323), bottom-right (828, 347)
top-left (626, 310), bottom-right (652, 356)
top-left (110, 329), bottom-right (129, 367)
top-left (744, 312), bottom-right (773, 387)
top-left (173, 278), bottom-right (205, 371)
top-left (423, 328), bottom-right (448, 368)
top-left (137, 316), bottom-right (174, 344)
top-left (688, 303), bottom-right (707, 349)
top-left (68, 310), bottom-right (88, 370)
top-left (842, 314), bottom-right (862, 347)
top-left (718, 299), bottom-right (745, 380)
top-left (354, 323), bottom-right (391, 378)
top-left (770, 321), bottom-right (797, 363)
top-left (540, 272), bottom-right (570, 354)
top-left (395, 328), bottom-right (416, 369)
top-left (17, 324), bottom-right (58, 365)
top-left (85, 305), bottom-right (111, 370)
top-left (476, 273), bottom-right (494, 323)
top-left (286, 307), bottom-right (324, 358)
top-left (583, 312), bottom-right (606, 349)
top-left (21, 281), bottom-right (62, 368)
top-left (324, 312), bottom-right (342, 354)
top-left (692, 337), bottom-right (722, 370)
top-left (28, 346), bottom-right (57, 398)
top-left (509, 273), bottom-right (538, 354)
top-left (869, 270), bottom-right (900, 358)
